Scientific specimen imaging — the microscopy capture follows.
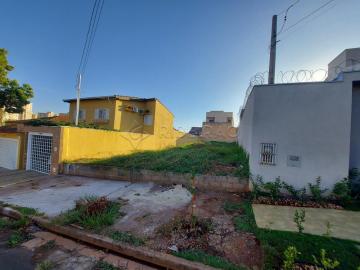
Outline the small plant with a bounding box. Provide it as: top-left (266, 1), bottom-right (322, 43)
top-left (293, 209), bottom-right (306, 233)
top-left (223, 201), bottom-right (242, 213)
top-left (332, 178), bottom-right (352, 205)
top-left (313, 249), bottom-right (340, 269)
top-left (282, 182), bottom-right (307, 202)
top-left (308, 177), bottom-right (328, 202)
top-left (283, 246), bottom-right (300, 270)
top-left (7, 230), bottom-right (30, 247)
top-left (35, 260), bottom-right (54, 270)
top-left (93, 261), bottom-right (121, 270)
top-left (263, 177), bottom-right (282, 200)
top-left (40, 240), bottom-right (56, 250)
top-left (323, 221), bottom-right (332, 237)
top-left (250, 175), bottom-right (264, 199)
top-left (110, 231), bottom-right (145, 246)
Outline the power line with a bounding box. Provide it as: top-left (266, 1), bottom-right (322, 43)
top-left (279, 0), bottom-right (337, 35)
top-left (277, 0), bottom-right (300, 35)
top-left (77, 0), bottom-right (105, 76)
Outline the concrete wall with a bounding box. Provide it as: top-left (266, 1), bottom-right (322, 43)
top-left (201, 123), bottom-right (238, 142)
top-left (350, 83), bottom-right (360, 169)
top-left (327, 48), bottom-right (360, 81)
top-left (205, 111), bottom-right (233, 125)
top-left (63, 163), bottom-right (249, 193)
top-left (238, 72), bottom-right (360, 189)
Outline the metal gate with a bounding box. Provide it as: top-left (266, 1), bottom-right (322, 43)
top-left (26, 133), bottom-right (53, 174)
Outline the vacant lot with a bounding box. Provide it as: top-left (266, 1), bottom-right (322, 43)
top-left (82, 141), bottom-right (250, 178)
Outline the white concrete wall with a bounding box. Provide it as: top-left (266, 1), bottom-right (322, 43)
top-left (239, 72), bottom-right (360, 189)
top-left (327, 48), bottom-right (360, 81)
top-left (350, 83), bottom-right (360, 170)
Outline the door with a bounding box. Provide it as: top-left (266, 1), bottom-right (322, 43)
top-left (0, 137), bottom-right (19, 170)
top-left (27, 133), bottom-right (53, 174)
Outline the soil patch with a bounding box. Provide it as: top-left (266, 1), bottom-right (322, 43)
top-left (253, 196), bottom-right (343, 209)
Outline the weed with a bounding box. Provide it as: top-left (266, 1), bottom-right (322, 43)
top-left (175, 250), bottom-right (246, 270)
top-left (293, 209), bottom-right (306, 233)
top-left (283, 246), bottom-right (300, 270)
top-left (250, 175), bottom-right (264, 199)
top-left (35, 260), bottom-right (53, 270)
top-left (282, 182), bottom-right (307, 202)
top-left (110, 231), bottom-right (145, 246)
top-left (7, 230), bottom-right (30, 247)
top-left (54, 196), bottom-right (122, 232)
top-left (12, 205), bottom-right (42, 216)
top-left (313, 249), bottom-right (340, 270)
top-left (323, 221), bottom-right (332, 237)
top-left (309, 177), bottom-right (328, 202)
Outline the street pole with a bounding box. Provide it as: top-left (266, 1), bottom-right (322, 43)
top-left (268, 15), bottom-right (277, 84)
top-left (75, 73), bottom-right (82, 126)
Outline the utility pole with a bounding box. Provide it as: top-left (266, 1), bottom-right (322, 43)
top-left (268, 15), bottom-right (277, 84)
top-left (75, 73), bottom-right (82, 126)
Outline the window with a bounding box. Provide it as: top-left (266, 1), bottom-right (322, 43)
top-left (207, 117), bottom-right (215, 123)
top-left (144, 114), bottom-right (153, 126)
top-left (260, 143), bottom-right (276, 165)
top-left (95, 108), bottom-right (109, 121)
top-left (74, 109), bottom-right (86, 121)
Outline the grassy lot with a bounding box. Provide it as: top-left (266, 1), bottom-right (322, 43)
top-left (84, 142), bottom-right (249, 178)
top-left (234, 201), bottom-right (360, 270)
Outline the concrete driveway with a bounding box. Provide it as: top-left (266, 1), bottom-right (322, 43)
top-left (0, 169), bottom-right (192, 236)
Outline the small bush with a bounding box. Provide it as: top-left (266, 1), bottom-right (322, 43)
top-left (332, 178), bottom-right (351, 205)
top-left (263, 177), bottom-right (282, 200)
top-left (7, 230), bottom-right (30, 247)
top-left (54, 196), bottom-right (122, 232)
top-left (313, 249), bottom-right (340, 270)
top-left (308, 177), bottom-right (328, 202)
top-left (283, 246), bottom-right (300, 270)
top-left (35, 260), bottom-right (54, 270)
top-left (93, 261), bottom-right (120, 270)
top-left (282, 182), bottom-right (307, 202)
top-left (293, 209), bottom-right (306, 233)
top-left (110, 231), bottom-right (145, 246)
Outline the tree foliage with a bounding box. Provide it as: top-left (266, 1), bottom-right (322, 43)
top-left (0, 48), bottom-right (34, 114)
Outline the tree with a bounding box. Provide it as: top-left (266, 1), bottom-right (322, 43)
top-left (0, 49), bottom-right (34, 119)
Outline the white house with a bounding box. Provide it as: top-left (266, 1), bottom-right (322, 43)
top-left (238, 48), bottom-right (360, 189)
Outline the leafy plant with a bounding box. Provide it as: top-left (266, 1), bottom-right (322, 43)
top-left (332, 178), bottom-right (351, 205)
top-left (293, 209), bottom-right (306, 233)
top-left (313, 249), bottom-right (340, 270)
top-left (308, 177), bottom-right (328, 202)
top-left (283, 246), bottom-right (300, 270)
top-left (263, 177), bottom-right (282, 200)
top-left (282, 182), bottom-right (307, 202)
top-left (323, 221), bottom-right (332, 237)
top-left (7, 230), bottom-right (30, 247)
top-left (35, 260), bottom-right (53, 270)
top-left (250, 175), bottom-right (264, 199)
top-left (93, 261), bottom-right (121, 270)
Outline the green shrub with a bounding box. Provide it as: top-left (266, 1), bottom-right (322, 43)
top-left (309, 177), bottom-right (328, 202)
top-left (35, 260), bottom-right (54, 270)
top-left (283, 246), bottom-right (300, 270)
top-left (349, 168), bottom-right (360, 198)
top-left (293, 209), bottom-right (306, 233)
top-left (110, 231), bottom-right (145, 246)
top-left (332, 178), bottom-right (352, 205)
top-left (282, 182), bottom-right (307, 202)
top-left (263, 177), bottom-right (282, 200)
top-left (313, 249), bottom-right (340, 270)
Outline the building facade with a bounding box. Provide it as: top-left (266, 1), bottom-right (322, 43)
top-left (238, 48), bottom-right (360, 189)
top-left (201, 111), bottom-right (237, 142)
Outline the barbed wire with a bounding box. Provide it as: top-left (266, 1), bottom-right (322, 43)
top-left (241, 58), bottom-right (360, 112)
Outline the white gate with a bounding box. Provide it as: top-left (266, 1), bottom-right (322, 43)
top-left (26, 133), bottom-right (53, 174)
top-left (0, 137), bottom-right (19, 170)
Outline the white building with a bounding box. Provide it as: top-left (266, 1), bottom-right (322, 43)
top-left (238, 48), bottom-right (360, 189)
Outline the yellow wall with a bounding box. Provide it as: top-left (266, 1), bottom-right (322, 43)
top-left (60, 126), bottom-right (180, 161)
top-left (68, 99), bottom-right (117, 129)
top-left (0, 132), bottom-right (24, 169)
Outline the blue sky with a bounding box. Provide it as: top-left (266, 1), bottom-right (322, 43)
top-left (1, 0), bottom-right (359, 131)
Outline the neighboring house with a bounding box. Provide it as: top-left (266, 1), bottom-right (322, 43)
top-left (0, 103), bottom-right (33, 125)
top-left (201, 111), bottom-right (238, 142)
top-left (37, 112), bottom-right (57, 118)
top-left (63, 95), bottom-right (174, 136)
top-left (238, 48), bottom-right (360, 189)
top-left (189, 127), bottom-right (202, 136)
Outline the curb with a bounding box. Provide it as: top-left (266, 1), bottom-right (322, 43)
top-left (0, 206), bottom-right (217, 270)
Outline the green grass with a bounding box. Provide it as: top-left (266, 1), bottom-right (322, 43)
top-left (233, 201), bottom-right (360, 270)
top-left (54, 197), bottom-right (122, 232)
top-left (175, 250), bottom-right (246, 270)
top-left (35, 260), bottom-right (54, 270)
top-left (12, 205), bottom-right (42, 216)
top-left (110, 231), bottom-right (145, 246)
top-left (7, 230), bottom-right (31, 247)
top-left (83, 141), bottom-right (249, 178)
top-left (223, 201), bottom-right (243, 213)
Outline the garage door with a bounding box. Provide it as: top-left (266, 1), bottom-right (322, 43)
top-left (0, 137), bottom-right (19, 170)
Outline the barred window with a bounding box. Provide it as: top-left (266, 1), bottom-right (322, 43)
top-left (260, 143), bottom-right (276, 165)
